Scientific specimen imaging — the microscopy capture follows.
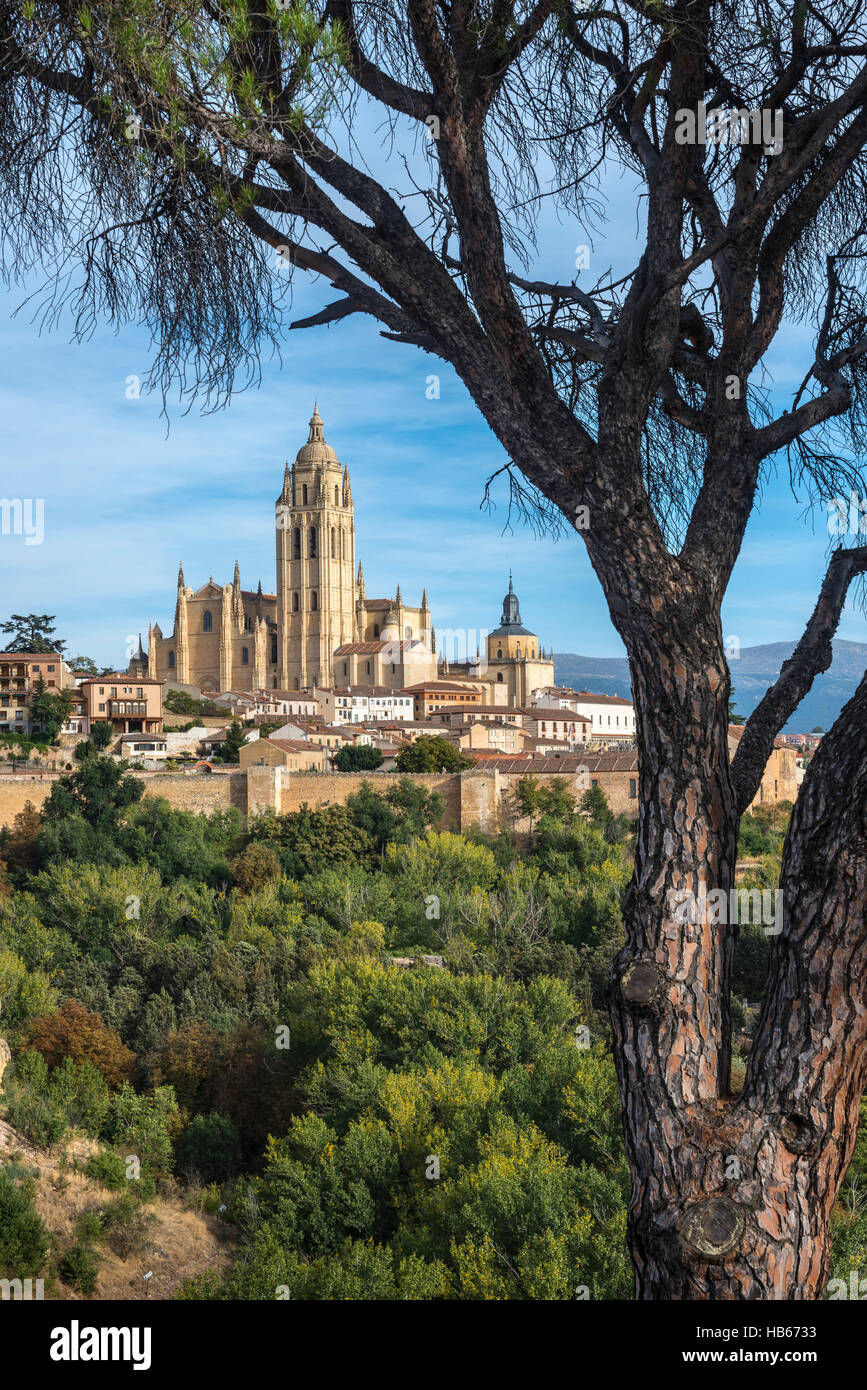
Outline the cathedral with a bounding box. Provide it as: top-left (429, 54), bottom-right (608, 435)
top-left (146, 406), bottom-right (437, 693)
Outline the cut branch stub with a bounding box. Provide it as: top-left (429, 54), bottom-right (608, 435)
top-left (619, 959), bottom-right (661, 1007)
top-left (779, 1112), bottom-right (817, 1154)
top-left (679, 1196), bottom-right (746, 1261)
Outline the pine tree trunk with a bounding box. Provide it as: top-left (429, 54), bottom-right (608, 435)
top-left (609, 628), bottom-right (867, 1299)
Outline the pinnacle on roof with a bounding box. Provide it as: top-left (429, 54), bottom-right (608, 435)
top-left (177, 562), bottom-right (185, 587)
top-left (396, 583), bottom-right (402, 604)
top-left (295, 401), bottom-right (338, 465)
top-left (421, 587), bottom-right (428, 609)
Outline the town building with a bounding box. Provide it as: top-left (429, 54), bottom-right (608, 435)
top-left (315, 686), bottom-right (415, 724)
top-left (77, 674), bottom-right (164, 738)
top-left (239, 737), bottom-right (327, 772)
top-left (532, 686), bottom-right (636, 744)
top-left (0, 652), bottom-right (75, 735)
top-left (146, 406), bottom-right (433, 694)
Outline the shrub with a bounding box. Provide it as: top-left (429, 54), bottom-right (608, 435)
top-left (25, 999), bottom-right (136, 1087)
top-left (59, 1241), bottom-right (100, 1294)
top-left (83, 1148), bottom-right (156, 1200)
top-left (0, 1170), bottom-right (50, 1276)
top-left (176, 1112), bottom-right (242, 1184)
top-left (3, 1052), bottom-right (110, 1147)
top-left (100, 1193), bottom-right (157, 1260)
top-left (75, 1209), bottom-right (105, 1243)
top-left (230, 842), bottom-right (281, 895)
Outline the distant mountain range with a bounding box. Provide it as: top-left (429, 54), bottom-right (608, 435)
top-left (553, 639), bottom-right (867, 733)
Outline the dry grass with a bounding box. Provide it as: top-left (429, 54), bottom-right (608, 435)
top-left (0, 1117), bottom-right (237, 1300)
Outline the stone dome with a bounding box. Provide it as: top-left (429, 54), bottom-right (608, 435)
top-left (295, 403), bottom-right (339, 466)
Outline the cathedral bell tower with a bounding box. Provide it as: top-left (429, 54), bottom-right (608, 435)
top-left (276, 405), bottom-right (357, 690)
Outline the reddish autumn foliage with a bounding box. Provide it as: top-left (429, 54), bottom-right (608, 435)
top-left (25, 999), bottom-right (136, 1087)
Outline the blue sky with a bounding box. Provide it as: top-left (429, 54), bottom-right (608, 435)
top-left (1, 136), bottom-right (863, 672)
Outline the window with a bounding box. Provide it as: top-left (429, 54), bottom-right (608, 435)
top-left (311, 592), bottom-right (318, 611)
top-left (497, 648), bottom-right (502, 658)
top-left (302, 483), bottom-right (308, 505)
top-left (47, 665), bottom-right (55, 672)
top-left (242, 647), bottom-right (249, 665)
top-left (591, 778), bottom-right (598, 788)
top-left (629, 778), bottom-right (637, 798)
top-left (168, 652), bottom-right (175, 668)
top-left (137, 688), bottom-right (143, 698)
top-left (111, 687), bottom-right (117, 697)
top-left (293, 528), bottom-right (301, 559)
top-left (497, 673), bottom-right (503, 682)
top-left (309, 526), bottom-right (317, 557)
top-left (293, 592), bottom-right (299, 612)
top-left (343, 663), bottom-right (348, 675)
top-left (203, 611), bottom-right (213, 632)
top-left (244, 615), bottom-right (252, 631)
top-left (335, 485), bottom-right (339, 506)
top-left (331, 528), bottom-right (336, 558)
top-left (373, 624), bottom-right (380, 638)
top-left (366, 661), bottom-right (370, 675)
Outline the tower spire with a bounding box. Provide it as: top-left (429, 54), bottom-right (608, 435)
top-left (308, 402), bottom-right (325, 443)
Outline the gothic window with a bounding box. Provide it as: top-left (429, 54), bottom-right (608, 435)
top-left (244, 615), bottom-right (252, 631)
top-left (497, 672), bottom-right (503, 682)
top-left (271, 642), bottom-right (277, 664)
top-left (373, 624), bottom-right (380, 638)
top-left (203, 610), bottom-right (213, 632)
top-left (292, 593), bottom-right (299, 612)
top-left (242, 647), bottom-right (249, 665)
top-left (309, 526), bottom-right (317, 557)
top-left (334, 485), bottom-right (339, 506)
top-left (311, 591), bottom-right (318, 611)
top-left (168, 652), bottom-right (175, 668)
top-left (366, 661), bottom-right (370, 674)
top-left (497, 648), bottom-right (502, 658)
top-left (302, 484), bottom-right (308, 505)
top-left (293, 528), bottom-right (301, 559)
top-left (331, 528), bottom-right (336, 559)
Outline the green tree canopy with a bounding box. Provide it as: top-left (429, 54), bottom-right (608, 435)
top-left (0, 614), bottom-right (65, 654)
top-left (394, 736), bottom-right (474, 774)
top-left (334, 744), bottom-right (384, 772)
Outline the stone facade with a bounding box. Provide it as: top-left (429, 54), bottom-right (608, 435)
top-left (147, 406), bottom-right (433, 695)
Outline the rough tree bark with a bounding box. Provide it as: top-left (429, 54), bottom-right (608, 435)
top-left (5, 0), bottom-right (867, 1299)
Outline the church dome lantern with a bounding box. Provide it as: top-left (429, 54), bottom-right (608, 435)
top-left (294, 403), bottom-right (340, 468)
top-left (489, 573), bottom-right (535, 639)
